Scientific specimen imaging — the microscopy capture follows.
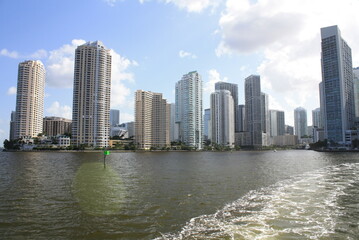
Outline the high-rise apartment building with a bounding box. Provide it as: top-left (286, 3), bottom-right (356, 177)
top-left (175, 71), bottom-right (203, 149)
top-left (110, 109), bottom-right (120, 127)
top-left (294, 107), bottom-right (308, 138)
top-left (170, 103), bottom-right (176, 142)
top-left (261, 92), bottom-right (270, 134)
top-left (15, 60), bottom-right (45, 139)
top-left (72, 41), bottom-right (112, 148)
top-left (203, 108), bottom-right (211, 140)
top-left (312, 108), bottom-right (323, 128)
top-left (269, 110), bottom-right (285, 137)
top-left (215, 82), bottom-right (238, 132)
top-left (135, 90), bottom-right (170, 149)
top-left (210, 90), bottom-right (235, 147)
top-left (43, 117), bottom-right (72, 137)
top-left (245, 75), bottom-right (262, 146)
top-left (237, 105), bottom-right (246, 132)
top-left (285, 125), bottom-right (294, 135)
top-left (320, 25), bottom-right (354, 143)
top-left (9, 111), bottom-right (16, 140)
top-left (353, 67), bottom-right (359, 120)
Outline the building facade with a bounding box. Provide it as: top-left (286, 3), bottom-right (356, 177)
top-left (9, 111), bottom-right (16, 141)
top-left (135, 90), bottom-right (170, 149)
top-left (312, 108), bottom-right (323, 128)
top-left (43, 117), bottom-right (72, 137)
top-left (353, 67), bottom-right (359, 121)
top-left (210, 90), bottom-right (235, 147)
top-left (294, 107), bottom-right (308, 138)
top-left (269, 110), bottom-right (285, 137)
top-left (203, 108), bottom-right (211, 141)
top-left (175, 71), bottom-right (203, 149)
top-left (15, 60), bottom-right (45, 139)
top-left (261, 92), bottom-right (270, 134)
top-left (245, 75), bottom-right (262, 146)
top-left (320, 25), bottom-right (355, 144)
top-left (110, 109), bottom-right (120, 127)
top-left (215, 82), bottom-right (238, 132)
top-left (237, 105), bottom-right (246, 132)
top-left (72, 41), bottom-right (112, 148)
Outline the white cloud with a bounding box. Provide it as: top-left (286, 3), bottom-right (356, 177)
top-left (46, 39), bottom-right (86, 88)
top-left (7, 86), bottom-right (16, 95)
top-left (46, 101), bottom-right (72, 119)
top-left (204, 69), bottom-right (228, 93)
top-left (0, 48), bottom-right (47, 59)
top-left (120, 112), bottom-right (134, 123)
top-left (217, 0), bottom-right (359, 125)
top-left (179, 50), bottom-right (197, 59)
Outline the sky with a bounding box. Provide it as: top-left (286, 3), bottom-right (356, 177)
top-left (0, 0), bottom-right (359, 146)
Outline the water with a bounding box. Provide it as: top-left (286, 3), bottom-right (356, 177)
top-left (0, 150), bottom-right (358, 239)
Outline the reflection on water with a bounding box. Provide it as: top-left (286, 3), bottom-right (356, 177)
top-left (73, 162), bottom-right (126, 216)
top-left (0, 150), bottom-right (358, 239)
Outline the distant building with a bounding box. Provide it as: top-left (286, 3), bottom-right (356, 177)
top-left (353, 67), bottom-right (359, 121)
top-left (320, 25), bottom-right (354, 144)
top-left (313, 127), bottom-right (325, 143)
top-left (43, 117), bottom-right (72, 137)
top-left (135, 90), bottom-right (170, 149)
top-left (203, 108), bottom-right (211, 140)
top-left (210, 90), bottom-right (235, 148)
top-left (235, 132), bottom-right (251, 146)
top-left (261, 92), bottom-right (270, 135)
top-left (15, 60), bottom-right (45, 139)
top-left (72, 41), bottom-right (111, 148)
top-left (294, 107), bottom-right (308, 138)
top-left (269, 110), bottom-right (285, 137)
top-left (118, 122), bottom-right (135, 138)
top-left (272, 135), bottom-right (298, 146)
top-left (215, 82), bottom-right (239, 132)
top-left (170, 103), bottom-right (176, 142)
top-left (285, 125), bottom-right (294, 135)
top-left (312, 108), bottom-right (323, 128)
top-left (9, 111), bottom-right (16, 140)
top-left (110, 109), bottom-right (120, 127)
top-left (237, 105), bottom-right (246, 132)
top-left (175, 71), bottom-right (203, 149)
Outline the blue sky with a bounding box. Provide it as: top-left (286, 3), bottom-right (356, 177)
top-left (1, 0), bottom-right (359, 145)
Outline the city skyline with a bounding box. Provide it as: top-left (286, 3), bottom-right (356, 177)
top-left (1, 0), bottom-right (359, 146)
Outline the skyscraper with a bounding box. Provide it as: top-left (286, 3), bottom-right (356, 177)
top-left (269, 110), bottom-right (285, 137)
top-left (312, 108), bottom-right (323, 128)
top-left (215, 82), bottom-right (238, 132)
top-left (237, 105), bottom-right (246, 132)
top-left (320, 25), bottom-right (354, 143)
top-left (210, 90), bottom-right (235, 147)
top-left (15, 60), bottom-right (45, 139)
top-left (135, 90), bottom-right (170, 149)
top-left (353, 67), bottom-right (359, 120)
top-left (110, 109), bottom-right (120, 127)
top-left (9, 111), bottom-right (16, 140)
top-left (245, 75), bottom-right (262, 146)
top-left (203, 108), bottom-right (211, 140)
top-left (175, 71), bottom-right (203, 149)
top-left (294, 107), bottom-right (308, 138)
top-left (72, 41), bottom-right (112, 148)
top-left (170, 103), bottom-right (176, 142)
top-left (43, 117), bottom-right (72, 137)
top-left (261, 92), bottom-right (270, 134)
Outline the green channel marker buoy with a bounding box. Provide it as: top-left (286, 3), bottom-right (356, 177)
top-left (103, 150), bottom-right (110, 167)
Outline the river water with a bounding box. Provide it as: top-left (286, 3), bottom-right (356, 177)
top-left (0, 150), bottom-right (358, 239)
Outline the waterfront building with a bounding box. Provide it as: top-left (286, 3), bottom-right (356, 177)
top-left (210, 90), bottom-right (235, 147)
top-left (353, 67), bottom-right (359, 120)
top-left (110, 109), bottom-right (120, 127)
top-left (294, 107), bottom-right (308, 138)
top-left (237, 105), bottom-right (246, 132)
top-left (15, 60), bottom-right (45, 139)
top-left (170, 103), bottom-right (177, 142)
top-left (261, 92), bottom-right (270, 134)
top-left (203, 108), bottom-right (211, 141)
top-left (9, 111), bottom-right (16, 140)
top-left (272, 135), bottom-right (298, 146)
top-left (175, 71), bottom-right (203, 149)
top-left (312, 108), bottom-right (323, 128)
top-left (135, 90), bottom-right (170, 149)
top-left (43, 117), bottom-right (72, 137)
top-left (269, 110), bottom-right (285, 137)
top-left (313, 127), bottom-right (325, 143)
top-left (215, 82), bottom-right (239, 132)
top-left (245, 75), bottom-right (262, 146)
top-left (72, 41), bottom-right (112, 148)
top-left (285, 125), bottom-right (294, 135)
top-left (320, 25), bottom-right (355, 144)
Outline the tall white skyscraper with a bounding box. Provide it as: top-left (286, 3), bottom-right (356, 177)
top-left (175, 71), bottom-right (203, 149)
top-left (203, 108), bottom-right (211, 140)
top-left (135, 90), bottom-right (170, 149)
top-left (72, 41), bottom-right (112, 148)
top-left (210, 90), bottom-right (235, 147)
top-left (245, 75), bottom-right (262, 146)
top-left (320, 25), bottom-right (354, 144)
top-left (294, 107), bottom-right (308, 138)
top-left (312, 108), bottom-right (323, 128)
top-left (353, 67), bottom-right (359, 120)
top-left (15, 60), bottom-right (45, 139)
top-left (215, 82), bottom-right (238, 132)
